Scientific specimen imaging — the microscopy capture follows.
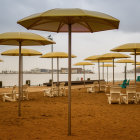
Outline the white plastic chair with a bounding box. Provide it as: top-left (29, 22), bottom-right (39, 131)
top-left (107, 86), bottom-right (121, 104)
top-left (123, 85), bottom-right (137, 104)
top-left (2, 85), bottom-right (17, 102)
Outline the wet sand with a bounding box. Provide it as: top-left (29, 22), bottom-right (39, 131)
top-left (0, 84), bottom-right (140, 140)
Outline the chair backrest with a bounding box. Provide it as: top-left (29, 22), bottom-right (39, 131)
top-left (93, 81), bottom-right (99, 87)
top-left (100, 81), bottom-right (106, 85)
top-left (123, 80), bottom-right (127, 84)
top-left (110, 85), bottom-right (121, 94)
top-left (60, 82), bottom-right (65, 86)
top-left (126, 80), bottom-right (130, 85)
top-left (126, 85), bottom-right (136, 94)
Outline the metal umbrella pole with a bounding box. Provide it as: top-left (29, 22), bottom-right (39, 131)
top-left (57, 58), bottom-right (59, 95)
top-left (107, 66), bottom-right (108, 84)
top-left (83, 65), bottom-right (85, 87)
top-left (134, 49), bottom-right (136, 85)
top-left (18, 42), bottom-right (22, 117)
top-left (68, 24), bottom-right (72, 136)
top-left (125, 63), bottom-right (127, 80)
top-left (113, 58), bottom-right (115, 85)
top-left (98, 60), bottom-right (100, 92)
top-left (102, 62), bottom-right (104, 80)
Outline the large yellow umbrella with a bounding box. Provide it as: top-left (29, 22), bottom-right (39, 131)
top-left (40, 52), bottom-right (76, 95)
top-left (85, 55), bottom-right (101, 85)
top-left (74, 62), bottom-right (94, 87)
top-left (85, 55), bottom-right (112, 90)
top-left (1, 48), bottom-right (42, 95)
top-left (111, 43), bottom-right (140, 84)
top-left (91, 59), bottom-right (113, 80)
top-left (115, 59), bottom-right (134, 80)
top-left (100, 64), bottom-right (115, 83)
top-left (98, 53), bottom-right (130, 84)
top-left (17, 8), bottom-right (120, 135)
top-left (0, 32), bottom-right (55, 117)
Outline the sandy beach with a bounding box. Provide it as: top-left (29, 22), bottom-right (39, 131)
top-left (0, 84), bottom-right (140, 140)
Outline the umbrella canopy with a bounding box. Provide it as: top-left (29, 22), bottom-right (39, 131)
top-left (1, 48), bottom-right (42, 56)
top-left (40, 52), bottom-right (76, 95)
top-left (17, 8), bottom-right (119, 32)
top-left (130, 52), bottom-right (140, 55)
top-left (0, 32), bottom-right (55, 117)
top-left (100, 64), bottom-right (115, 83)
top-left (91, 60), bottom-right (113, 63)
top-left (111, 43), bottom-right (140, 84)
top-left (100, 64), bottom-right (115, 67)
top-left (115, 59), bottom-right (134, 63)
top-left (74, 62), bottom-right (94, 66)
top-left (40, 52), bottom-right (76, 58)
top-left (17, 8), bottom-right (120, 136)
top-left (0, 32), bottom-right (55, 45)
top-left (74, 62), bottom-right (94, 87)
top-left (132, 62), bottom-right (140, 65)
top-left (98, 53), bottom-right (130, 84)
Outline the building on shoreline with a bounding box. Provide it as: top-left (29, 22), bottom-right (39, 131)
top-left (1, 67), bottom-right (94, 74)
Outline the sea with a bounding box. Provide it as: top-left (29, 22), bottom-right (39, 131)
top-left (0, 72), bottom-right (139, 87)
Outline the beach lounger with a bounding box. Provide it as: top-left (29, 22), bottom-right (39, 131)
top-left (100, 81), bottom-right (106, 92)
top-left (2, 85), bottom-right (17, 102)
top-left (87, 81), bottom-right (99, 93)
top-left (107, 85), bottom-right (121, 104)
top-left (59, 82), bottom-right (66, 96)
top-left (123, 85), bottom-right (137, 104)
top-left (44, 88), bottom-right (54, 97)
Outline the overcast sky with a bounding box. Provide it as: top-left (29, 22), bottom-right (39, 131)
top-left (0, 0), bottom-right (140, 73)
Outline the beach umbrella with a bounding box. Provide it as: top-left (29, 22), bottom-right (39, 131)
top-left (132, 62), bottom-right (140, 65)
top-left (0, 32), bottom-right (55, 117)
top-left (100, 64), bottom-right (115, 83)
top-left (1, 48), bottom-right (42, 97)
top-left (91, 59), bottom-right (113, 80)
top-left (40, 52), bottom-right (76, 95)
top-left (115, 59), bottom-right (134, 80)
top-left (17, 8), bottom-right (120, 135)
top-left (98, 53), bottom-right (130, 84)
top-left (111, 43), bottom-right (140, 84)
top-left (85, 55), bottom-right (102, 91)
top-left (74, 62), bottom-right (94, 87)
top-left (85, 55), bottom-right (112, 90)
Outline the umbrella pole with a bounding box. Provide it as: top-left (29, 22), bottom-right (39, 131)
top-left (98, 60), bottom-right (100, 92)
top-left (113, 58), bottom-right (114, 85)
top-left (135, 50), bottom-right (136, 85)
top-left (107, 67), bottom-right (108, 84)
top-left (51, 44), bottom-right (54, 87)
top-left (57, 58), bottom-right (59, 96)
top-left (125, 63), bottom-right (127, 80)
top-left (18, 42), bottom-right (22, 117)
top-left (68, 24), bottom-right (71, 136)
top-left (21, 55), bottom-right (23, 100)
top-left (83, 65), bottom-right (85, 87)
top-left (103, 62), bottom-right (104, 80)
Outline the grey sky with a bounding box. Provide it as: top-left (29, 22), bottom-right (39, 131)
top-left (0, 0), bottom-right (140, 73)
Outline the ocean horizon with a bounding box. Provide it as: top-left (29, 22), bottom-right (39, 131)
top-left (0, 72), bottom-right (139, 87)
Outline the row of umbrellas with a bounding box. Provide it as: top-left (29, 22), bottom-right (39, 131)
top-left (0, 8), bottom-right (139, 136)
